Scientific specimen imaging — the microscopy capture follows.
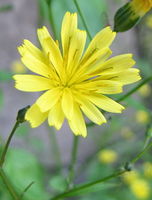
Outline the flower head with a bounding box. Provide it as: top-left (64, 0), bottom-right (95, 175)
top-left (130, 179), bottom-right (150, 199)
top-left (13, 12), bottom-right (141, 137)
top-left (135, 110), bottom-right (150, 124)
top-left (98, 149), bottom-right (118, 164)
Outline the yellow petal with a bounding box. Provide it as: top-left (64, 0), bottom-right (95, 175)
top-left (89, 54), bottom-right (135, 75)
top-left (25, 104), bottom-right (48, 127)
top-left (82, 27), bottom-right (116, 63)
top-left (75, 80), bottom-right (123, 94)
top-left (75, 94), bottom-right (106, 125)
top-left (36, 88), bottom-right (61, 112)
top-left (61, 12), bottom-right (78, 57)
top-left (37, 27), bottom-right (63, 76)
top-left (13, 75), bottom-right (53, 92)
top-left (100, 68), bottom-right (141, 84)
top-left (61, 88), bottom-right (73, 119)
top-left (81, 48), bottom-right (112, 70)
top-left (18, 39), bottom-right (45, 62)
top-left (68, 102), bottom-right (87, 137)
top-left (70, 48), bottom-right (112, 85)
top-left (21, 53), bottom-right (53, 78)
top-left (48, 101), bottom-right (64, 130)
top-left (86, 93), bottom-right (124, 113)
top-left (67, 29), bottom-right (87, 76)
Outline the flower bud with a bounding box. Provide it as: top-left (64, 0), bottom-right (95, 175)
top-left (16, 105), bottom-right (30, 123)
top-left (114, 0), bottom-right (152, 32)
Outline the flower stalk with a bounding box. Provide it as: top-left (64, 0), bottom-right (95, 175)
top-left (0, 168), bottom-right (19, 200)
top-left (0, 106), bottom-right (29, 167)
top-left (73, 0), bottom-right (92, 41)
top-left (66, 135), bottom-right (79, 189)
top-left (0, 121), bottom-right (19, 167)
top-left (51, 137), bottom-right (152, 200)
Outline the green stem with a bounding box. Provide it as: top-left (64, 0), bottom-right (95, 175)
top-left (131, 141), bottom-right (152, 164)
top-left (47, 0), bottom-right (57, 39)
top-left (0, 168), bottom-right (19, 200)
top-left (51, 132), bottom-right (152, 200)
top-left (73, 0), bottom-right (92, 41)
top-left (67, 136), bottom-right (79, 189)
top-left (117, 76), bottom-right (152, 102)
top-left (48, 127), bottom-right (62, 172)
top-left (0, 121), bottom-right (20, 167)
top-left (20, 181), bottom-right (35, 199)
top-left (51, 170), bottom-right (125, 200)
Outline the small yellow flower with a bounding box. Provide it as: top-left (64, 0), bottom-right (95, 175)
top-left (13, 12), bottom-right (141, 137)
top-left (120, 127), bottom-right (134, 139)
top-left (135, 110), bottom-right (150, 124)
top-left (11, 61), bottom-right (26, 73)
top-left (130, 179), bottom-right (150, 199)
top-left (131, 0), bottom-right (152, 17)
top-left (146, 15), bottom-right (152, 28)
top-left (143, 162), bottom-right (152, 178)
top-left (98, 149), bottom-right (118, 164)
top-left (123, 171), bottom-right (139, 184)
top-left (138, 84), bottom-right (151, 97)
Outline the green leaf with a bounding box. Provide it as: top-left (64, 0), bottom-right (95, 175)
top-left (49, 175), bottom-right (67, 192)
top-left (0, 70), bottom-right (12, 82)
top-left (37, 0), bottom-right (49, 21)
top-left (0, 5), bottom-right (13, 12)
top-left (4, 148), bottom-right (49, 200)
top-left (50, 0), bottom-right (107, 40)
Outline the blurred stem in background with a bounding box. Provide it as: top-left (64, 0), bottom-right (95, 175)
top-left (0, 169), bottom-right (19, 200)
top-left (47, 0), bottom-right (57, 39)
top-left (66, 136), bottom-right (79, 189)
top-left (73, 0), bottom-right (92, 41)
top-left (48, 127), bottom-right (62, 173)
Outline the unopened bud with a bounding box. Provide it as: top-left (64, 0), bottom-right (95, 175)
top-left (114, 0), bottom-right (152, 32)
top-left (16, 105), bottom-right (30, 123)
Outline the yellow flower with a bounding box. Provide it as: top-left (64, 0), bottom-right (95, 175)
top-left (98, 149), bottom-right (118, 164)
top-left (120, 127), bottom-right (134, 140)
top-left (130, 179), bottom-right (150, 199)
top-left (13, 12), bottom-right (141, 137)
top-left (131, 0), bottom-right (152, 17)
top-left (135, 110), bottom-right (150, 124)
top-left (138, 84), bottom-right (151, 97)
top-left (123, 171), bottom-right (139, 184)
top-left (11, 61), bottom-right (26, 73)
top-left (143, 162), bottom-right (152, 178)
